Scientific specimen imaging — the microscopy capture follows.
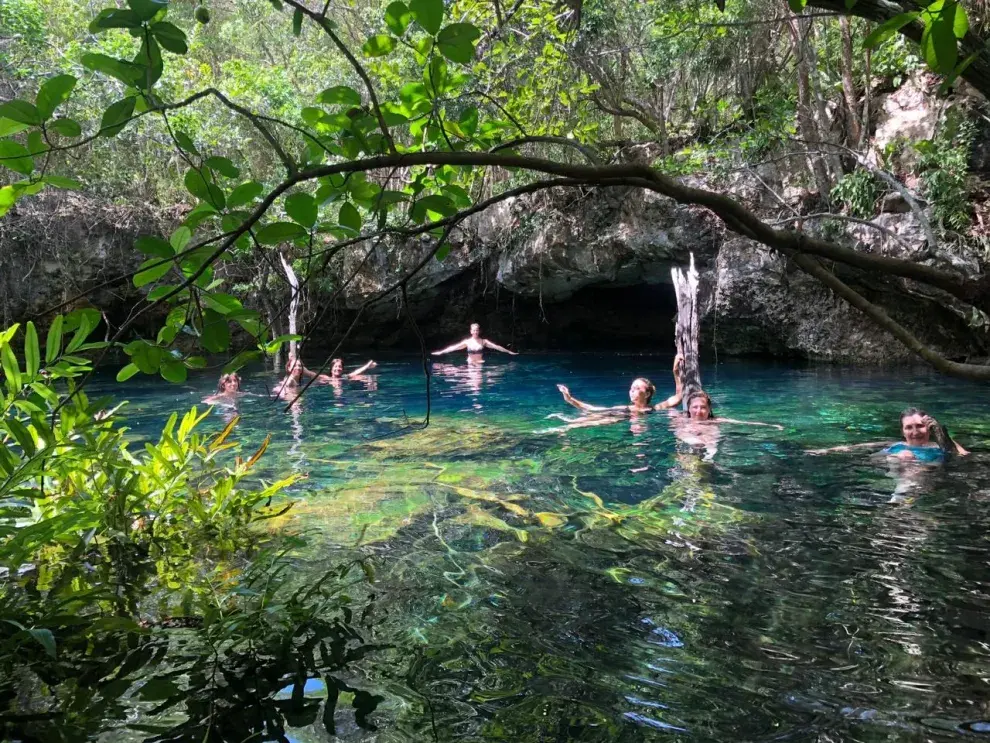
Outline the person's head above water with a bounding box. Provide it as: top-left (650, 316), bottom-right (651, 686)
top-left (217, 372), bottom-right (240, 394)
top-left (331, 358), bottom-right (344, 377)
top-left (900, 407), bottom-right (934, 447)
top-left (470, 323), bottom-right (481, 338)
top-left (286, 353), bottom-right (303, 380)
top-left (686, 390), bottom-right (714, 420)
top-left (628, 377), bottom-right (656, 407)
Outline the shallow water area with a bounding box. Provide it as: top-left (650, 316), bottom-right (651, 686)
top-left (92, 353), bottom-right (990, 741)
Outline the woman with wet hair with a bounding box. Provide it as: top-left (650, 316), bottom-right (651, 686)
top-left (204, 372), bottom-right (242, 406)
top-left (555, 355), bottom-right (685, 416)
top-left (808, 407), bottom-right (969, 461)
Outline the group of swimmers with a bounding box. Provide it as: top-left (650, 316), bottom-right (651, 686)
top-left (201, 321), bottom-right (970, 468)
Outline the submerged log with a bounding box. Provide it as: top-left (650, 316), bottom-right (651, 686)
top-left (671, 253), bottom-right (702, 408)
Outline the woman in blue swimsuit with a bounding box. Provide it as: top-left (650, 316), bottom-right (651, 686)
top-left (808, 407), bottom-right (969, 461)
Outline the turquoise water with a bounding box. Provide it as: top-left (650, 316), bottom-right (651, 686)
top-left (92, 354), bottom-right (990, 741)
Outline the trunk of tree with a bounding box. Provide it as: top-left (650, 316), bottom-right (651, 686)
top-left (671, 253), bottom-right (702, 408)
top-left (279, 250), bottom-right (300, 361)
top-left (839, 16), bottom-right (862, 147)
top-left (788, 18), bottom-right (833, 198)
top-left (806, 23), bottom-right (845, 180)
top-left (861, 45), bottom-right (871, 149)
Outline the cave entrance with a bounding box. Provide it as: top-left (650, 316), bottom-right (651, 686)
top-left (506, 282), bottom-right (679, 351)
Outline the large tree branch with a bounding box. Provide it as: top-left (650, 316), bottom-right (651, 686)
top-left (787, 250), bottom-right (990, 379)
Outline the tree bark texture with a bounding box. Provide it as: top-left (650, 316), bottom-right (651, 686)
top-left (672, 253), bottom-right (703, 407)
top-left (279, 250), bottom-right (300, 361)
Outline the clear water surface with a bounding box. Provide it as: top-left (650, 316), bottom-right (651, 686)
top-left (90, 353), bottom-right (990, 742)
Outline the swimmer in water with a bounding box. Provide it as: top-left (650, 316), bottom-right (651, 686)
top-left (669, 388), bottom-right (782, 460)
top-left (330, 358), bottom-right (377, 379)
top-left (556, 355), bottom-right (686, 415)
top-left (806, 407), bottom-right (969, 461)
top-left (204, 372), bottom-right (242, 407)
top-left (273, 355), bottom-right (305, 401)
top-left (431, 323), bottom-right (519, 357)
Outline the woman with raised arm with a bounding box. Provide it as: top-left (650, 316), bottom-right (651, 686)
top-left (807, 408), bottom-right (969, 462)
top-left (330, 357), bottom-right (377, 379)
top-left (204, 372), bottom-right (242, 407)
top-left (555, 355), bottom-right (685, 416)
top-left (432, 323), bottom-right (519, 357)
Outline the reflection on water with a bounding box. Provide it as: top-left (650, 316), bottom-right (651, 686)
top-left (89, 355), bottom-right (990, 741)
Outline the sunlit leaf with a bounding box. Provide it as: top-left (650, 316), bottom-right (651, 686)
top-left (0, 100), bottom-right (40, 126)
top-left (437, 23), bottom-right (481, 64)
top-left (35, 75), bottom-right (77, 120)
top-left (385, 1), bottom-right (412, 35)
top-left (286, 192), bottom-right (318, 228)
top-left (863, 12), bottom-right (920, 48)
top-left (99, 97), bottom-right (137, 138)
top-left (410, 0), bottom-right (443, 35)
top-left (363, 34), bottom-right (396, 57)
top-left (317, 85), bottom-right (362, 106)
top-left (150, 21), bottom-right (188, 53)
top-left (338, 202), bottom-right (362, 231)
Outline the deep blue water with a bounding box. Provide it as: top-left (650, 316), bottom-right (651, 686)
top-left (90, 354), bottom-right (990, 741)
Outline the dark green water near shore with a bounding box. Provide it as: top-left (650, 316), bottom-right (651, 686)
top-left (91, 354), bottom-right (990, 741)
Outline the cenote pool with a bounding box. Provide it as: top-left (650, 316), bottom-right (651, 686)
top-left (90, 353), bottom-right (990, 742)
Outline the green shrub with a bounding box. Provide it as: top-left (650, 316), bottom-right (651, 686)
top-left (916, 111), bottom-right (975, 232)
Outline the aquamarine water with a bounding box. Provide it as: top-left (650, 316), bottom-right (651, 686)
top-left (90, 354), bottom-right (990, 741)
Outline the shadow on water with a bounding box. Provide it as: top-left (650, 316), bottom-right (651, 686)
top-left (66, 355), bottom-right (990, 741)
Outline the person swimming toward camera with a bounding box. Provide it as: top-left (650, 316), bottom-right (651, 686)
top-left (432, 323), bottom-right (518, 358)
top-left (807, 407), bottom-right (968, 462)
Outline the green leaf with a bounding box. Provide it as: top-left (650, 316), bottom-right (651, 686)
top-left (205, 156), bottom-right (239, 178)
top-left (951, 0), bottom-right (968, 37)
top-left (99, 97), bottom-right (137, 138)
top-left (786, 0), bottom-right (806, 11)
top-left (184, 168), bottom-right (225, 209)
top-left (173, 130), bottom-right (199, 155)
top-left (185, 355), bottom-right (207, 369)
top-left (89, 8), bottom-right (143, 31)
top-left (256, 222), bottom-right (307, 244)
top-left (317, 86), bottom-right (362, 106)
top-left (27, 628), bottom-right (56, 658)
top-left (411, 194), bottom-right (456, 221)
top-left (0, 141), bottom-right (35, 176)
top-left (458, 106), bottom-right (478, 137)
top-left (116, 363), bottom-right (140, 382)
top-left (921, 8), bottom-right (959, 73)
top-left (437, 23), bottom-right (481, 64)
top-left (65, 308), bottom-right (100, 352)
top-left (136, 235), bottom-right (173, 258)
top-left (44, 175), bottom-right (82, 190)
top-left (36, 75), bottom-right (77, 120)
top-left (160, 358), bottom-right (187, 383)
top-left (0, 100), bottom-right (40, 126)
top-left (434, 242), bottom-right (450, 261)
top-left (410, 0), bottom-right (443, 35)
top-left (228, 181), bottom-right (263, 207)
top-left (363, 34), bottom-right (396, 57)
top-left (134, 36), bottom-right (163, 89)
top-left (45, 315), bottom-right (63, 364)
top-left (0, 185), bottom-right (15, 218)
top-left (81, 53), bottom-right (147, 86)
top-left (134, 257), bottom-right (173, 287)
top-left (128, 0), bottom-right (168, 21)
top-left (286, 192), bottom-right (318, 228)
top-left (385, 1), bottom-right (412, 35)
top-left (338, 202), bottom-right (362, 231)
top-left (203, 293), bottom-right (242, 314)
top-left (150, 21), bottom-right (189, 53)
top-left (0, 118), bottom-right (29, 136)
top-left (170, 225), bottom-right (192, 251)
top-left (1, 344), bottom-right (21, 393)
top-left (223, 350), bottom-right (261, 373)
top-left (844, 0), bottom-right (857, 8)
top-left (292, 7), bottom-right (303, 35)
top-left (863, 12), bottom-right (920, 48)
top-left (49, 118), bottom-right (82, 137)
top-left (24, 322), bottom-right (39, 380)
top-left (201, 309), bottom-right (230, 352)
